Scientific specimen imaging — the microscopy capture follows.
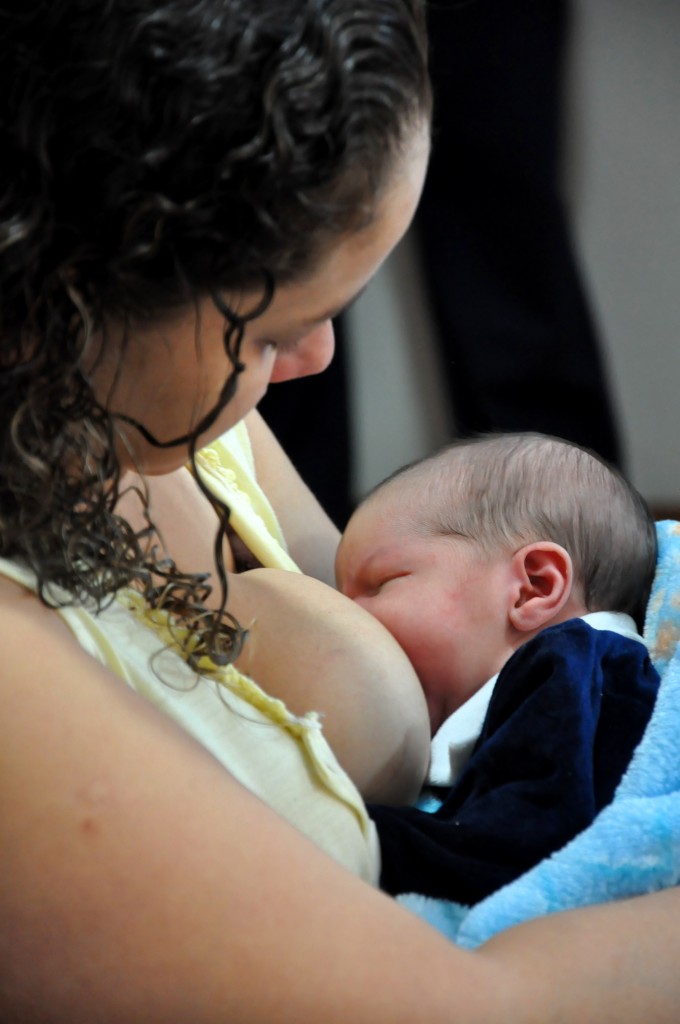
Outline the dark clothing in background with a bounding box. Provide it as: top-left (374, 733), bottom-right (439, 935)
top-left (259, 0), bottom-right (622, 530)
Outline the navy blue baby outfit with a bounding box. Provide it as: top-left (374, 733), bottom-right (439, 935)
top-left (370, 619), bottom-right (660, 905)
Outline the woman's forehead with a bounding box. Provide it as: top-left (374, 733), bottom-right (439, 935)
top-left (241, 120), bottom-right (430, 335)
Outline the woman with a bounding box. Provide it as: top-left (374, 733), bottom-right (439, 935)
top-left (1, 2), bottom-right (679, 1021)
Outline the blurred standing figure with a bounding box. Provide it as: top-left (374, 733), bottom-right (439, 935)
top-left (415, 0), bottom-right (621, 460)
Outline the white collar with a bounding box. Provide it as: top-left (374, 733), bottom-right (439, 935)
top-left (428, 611), bottom-right (643, 787)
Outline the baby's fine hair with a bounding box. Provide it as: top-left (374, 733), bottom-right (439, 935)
top-left (382, 433), bottom-right (657, 631)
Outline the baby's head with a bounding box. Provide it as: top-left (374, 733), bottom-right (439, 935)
top-left (336, 433), bottom-right (657, 733)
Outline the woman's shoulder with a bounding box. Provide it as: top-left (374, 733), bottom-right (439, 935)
top-left (0, 569), bottom-right (129, 792)
top-left (0, 568), bottom-right (117, 716)
top-left (0, 568), bottom-right (77, 651)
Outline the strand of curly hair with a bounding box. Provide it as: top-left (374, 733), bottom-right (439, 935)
top-left (0, 0), bottom-right (430, 669)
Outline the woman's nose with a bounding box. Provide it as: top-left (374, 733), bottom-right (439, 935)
top-left (269, 320), bottom-right (335, 383)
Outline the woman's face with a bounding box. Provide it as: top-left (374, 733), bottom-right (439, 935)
top-left (90, 124), bottom-right (429, 475)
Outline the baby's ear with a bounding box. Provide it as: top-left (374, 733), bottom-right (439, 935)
top-left (508, 542), bottom-right (573, 633)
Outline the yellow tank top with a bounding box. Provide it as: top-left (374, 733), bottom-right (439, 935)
top-left (0, 421), bottom-right (379, 885)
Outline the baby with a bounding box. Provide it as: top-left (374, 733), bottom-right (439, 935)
top-left (335, 432), bottom-right (661, 905)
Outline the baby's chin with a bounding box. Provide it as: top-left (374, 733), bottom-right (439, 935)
top-left (425, 680), bottom-right (484, 737)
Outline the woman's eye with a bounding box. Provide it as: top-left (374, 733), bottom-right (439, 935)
top-left (262, 335), bottom-right (300, 354)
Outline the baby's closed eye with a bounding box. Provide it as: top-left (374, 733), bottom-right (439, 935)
top-left (366, 571), bottom-right (411, 595)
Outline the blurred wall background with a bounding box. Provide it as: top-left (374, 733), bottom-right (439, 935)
top-left (346, 0), bottom-right (680, 512)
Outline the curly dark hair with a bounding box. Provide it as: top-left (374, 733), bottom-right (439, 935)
top-left (0, 0), bottom-right (430, 666)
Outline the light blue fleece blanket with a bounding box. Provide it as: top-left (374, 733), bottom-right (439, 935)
top-left (400, 520), bottom-right (680, 948)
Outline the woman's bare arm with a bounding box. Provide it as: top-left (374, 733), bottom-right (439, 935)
top-left (3, 580), bottom-right (680, 1024)
top-left (0, 579), bottom-right (488, 1024)
top-left (245, 408), bottom-right (341, 584)
top-left (478, 886), bottom-right (680, 1024)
